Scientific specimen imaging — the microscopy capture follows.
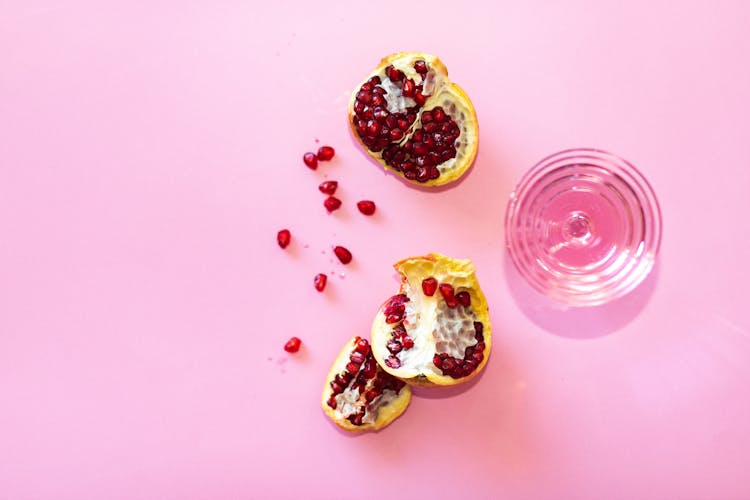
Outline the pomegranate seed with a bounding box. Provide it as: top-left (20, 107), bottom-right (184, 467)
top-left (387, 339), bottom-right (403, 354)
top-left (330, 381), bottom-right (344, 394)
top-left (456, 291), bottom-right (471, 307)
top-left (384, 355), bottom-right (401, 369)
top-left (345, 362), bottom-right (359, 374)
top-left (318, 180), bottom-right (338, 195)
top-left (364, 389), bottom-right (379, 402)
top-left (357, 200), bottom-right (376, 215)
top-left (317, 146), bottom-right (335, 161)
top-left (277, 229), bottom-right (291, 249)
top-left (433, 354), bottom-right (443, 368)
top-left (401, 336), bottom-right (414, 349)
top-left (284, 337), bottom-right (301, 353)
top-left (314, 273), bottom-right (327, 292)
top-left (362, 359), bottom-right (377, 378)
top-left (433, 107), bottom-right (446, 122)
top-left (386, 65), bottom-right (402, 81)
top-left (324, 196), bottom-right (342, 212)
top-left (414, 92), bottom-right (426, 106)
top-left (414, 60), bottom-right (427, 74)
top-left (389, 129), bottom-right (404, 141)
top-left (402, 79), bottom-right (415, 97)
top-left (354, 338), bottom-right (370, 354)
top-left (303, 152), bottom-right (318, 170)
top-left (439, 283), bottom-right (457, 308)
top-left (327, 395), bottom-right (338, 409)
top-left (385, 313), bottom-right (403, 324)
top-left (333, 246), bottom-right (352, 264)
top-left (474, 321), bottom-right (484, 341)
top-left (350, 352), bottom-right (365, 366)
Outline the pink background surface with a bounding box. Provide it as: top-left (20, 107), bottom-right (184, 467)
top-left (2, 1), bottom-right (750, 499)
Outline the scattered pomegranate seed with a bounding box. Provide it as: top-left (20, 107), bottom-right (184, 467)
top-left (333, 246), bottom-right (352, 264)
top-left (456, 291), bottom-right (471, 307)
top-left (277, 229), bottom-right (291, 249)
top-left (439, 283), bottom-right (457, 308)
top-left (284, 337), bottom-right (301, 353)
top-left (314, 273), bottom-right (327, 292)
top-left (421, 277), bottom-right (437, 296)
top-left (319, 180), bottom-right (338, 195)
top-left (357, 200), bottom-right (376, 215)
top-left (324, 196), bottom-right (342, 212)
top-left (303, 152), bottom-right (318, 170)
top-left (414, 60), bottom-right (427, 74)
top-left (317, 146), bottom-right (335, 161)
top-left (401, 336), bottom-right (414, 349)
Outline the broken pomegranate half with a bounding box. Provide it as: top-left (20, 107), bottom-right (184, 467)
top-left (322, 336), bottom-right (411, 432)
top-left (371, 253), bottom-right (492, 386)
top-left (348, 52), bottom-right (479, 186)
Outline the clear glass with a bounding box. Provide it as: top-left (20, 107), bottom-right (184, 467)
top-left (505, 148), bottom-right (662, 307)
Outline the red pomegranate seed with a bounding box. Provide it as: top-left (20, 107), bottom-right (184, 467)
top-left (414, 60), bottom-right (428, 74)
top-left (354, 338), bottom-right (370, 354)
top-left (387, 339), bottom-right (403, 354)
top-left (284, 337), bottom-right (301, 353)
top-left (357, 200), bottom-right (376, 215)
top-left (456, 291), bottom-right (471, 307)
top-left (414, 92), bottom-right (427, 106)
top-left (433, 107), bottom-right (446, 122)
top-left (421, 277), bottom-right (437, 296)
top-left (318, 180), bottom-right (338, 195)
top-left (333, 246), bottom-right (352, 264)
top-left (350, 351), bottom-right (365, 365)
top-left (384, 355), bottom-right (401, 369)
top-left (324, 196), bottom-right (342, 212)
top-left (277, 229), bottom-right (291, 249)
top-left (303, 152), bottom-right (318, 170)
top-left (439, 283), bottom-right (457, 308)
top-left (317, 146), bottom-right (335, 161)
top-left (314, 273), bottom-right (327, 292)
top-left (345, 362), bottom-right (359, 374)
top-left (402, 79), bottom-right (415, 97)
top-left (386, 65), bottom-right (402, 81)
top-left (401, 336), bottom-right (414, 349)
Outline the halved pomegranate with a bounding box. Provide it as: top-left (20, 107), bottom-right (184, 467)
top-left (348, 52), bottom-right (479, 186)
top-left (322, 336), bottom-right (411, 432)
top-left (371, 253), bottom-right (492, 386)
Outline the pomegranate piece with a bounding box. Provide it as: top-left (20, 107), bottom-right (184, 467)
top-left (277, 229), bottom-right (291, 249)
top-left (317, 146), bottom-right (335, 161)
top-left (356, 200), bottom-right (376, 216)
top-left (333, 246), bottom-right (352, 264)
top-left (371, 253), bottom-right (492, 387)
top-left (349, 53), bottom-right (478, 186)
top-left (303, 152), bottom-right (318, 170)
top-left (318, 181), bottom-right (338, 195)
top-left (284, 337), bottom-right (301, 353)
top-left (421, 277), bottom-right (437, 296)
top-left (314, 273), bottom-right (327, 292)
top-left (324, 196), bottom-right (342, 212)
top-left (322, 336), bottom-right (412, 432)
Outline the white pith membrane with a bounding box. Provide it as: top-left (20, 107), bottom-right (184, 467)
top-left (335, 386), bottom-right (399, 425)
top-left (350, 53), bottom-right (477, 184)
top-left (323, 338), bottom-right (409, 429)
top-left (381, 283), bottom-right (481, 379)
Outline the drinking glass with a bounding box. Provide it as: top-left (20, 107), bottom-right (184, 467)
top-left (505, 148), bottom-right (662, 306)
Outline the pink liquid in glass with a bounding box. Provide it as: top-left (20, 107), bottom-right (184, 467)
top-left (505, 149), bottom-right (662, 306)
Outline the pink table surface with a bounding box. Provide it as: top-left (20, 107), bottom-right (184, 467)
top-left (2, 1), bottom-right (750, 499)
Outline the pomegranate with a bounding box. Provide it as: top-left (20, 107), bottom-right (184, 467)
top-left (322, 336), bottom-right (411, 431)
top-left (371, 253), bottom-right (492, 386)
top-left (348, 52), bottom-right (479, 186)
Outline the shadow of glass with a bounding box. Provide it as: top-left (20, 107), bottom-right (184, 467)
top-left (503, 250), bottom-right (660, 339)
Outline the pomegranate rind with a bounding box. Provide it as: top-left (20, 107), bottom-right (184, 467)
top-left (321, 336), bottom-right (412, 432)
top-left (347, 52), bottom-right (479, 187)
top-left (370, 253), bottom-right (492, 387)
